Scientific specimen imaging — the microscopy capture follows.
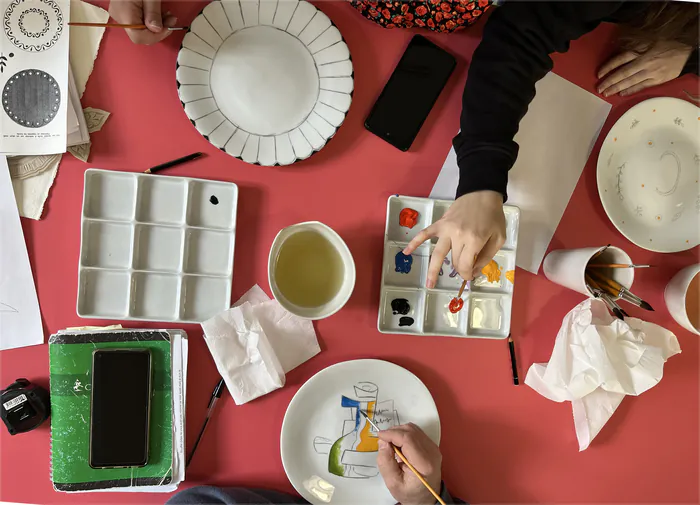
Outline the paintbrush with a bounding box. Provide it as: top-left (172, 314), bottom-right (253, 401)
top-left (587, 264), bottom-right (652, 269)
top-left (359, 410), bottom-right (446, 505)
top-left (145, 152), bottom-right (203, 174)
top-left (585, 274), bottom-right (625, 319)
top-left (587, 270), bottom-right (654, 311)
top-left (69, 22), bottom-right (186, 30)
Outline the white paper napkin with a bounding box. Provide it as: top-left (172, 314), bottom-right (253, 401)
top-left (525, 298), bottom-right (681, 451)
top-left (202, 285), bottom-right (320, 405)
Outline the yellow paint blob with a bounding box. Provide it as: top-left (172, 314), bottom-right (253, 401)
top-left (505, 270), bottom-right (515, 284)
top-left (482, 260), bottom-right (501, 283)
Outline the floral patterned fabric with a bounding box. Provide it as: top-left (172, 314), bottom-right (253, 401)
top-left (350, 0), bottom-right (494, 32)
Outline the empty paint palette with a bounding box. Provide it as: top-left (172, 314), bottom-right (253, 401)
top-left (77, 169), bottom-right (238, 323)
top-left (377, 195), bottom-right (520, 339)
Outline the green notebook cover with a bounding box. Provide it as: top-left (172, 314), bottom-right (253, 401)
top-left (49, 330), bottom-right (173, 491)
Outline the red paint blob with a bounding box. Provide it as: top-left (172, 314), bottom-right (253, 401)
top-left (399, 208), bottom-right (419, 228)
top-left (448, 298), bottom-right (464, 313)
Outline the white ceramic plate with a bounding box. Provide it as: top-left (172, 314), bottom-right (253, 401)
top-left (177, 0), bottom-right (353, 166)
top-left (597, 97), bottom-right (700, 252)
top-left (280, 359), bottom-right (440, 505)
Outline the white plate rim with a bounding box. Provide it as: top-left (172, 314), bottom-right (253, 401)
top-left (176, 0), bottom-right (354, 167)
top-left (596, 96), bottom-right (700, 253)
top-left (280, 358), bottom-right (441, 505)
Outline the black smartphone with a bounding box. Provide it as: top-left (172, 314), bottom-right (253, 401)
top-left (89, 349), bottom-right (152, 468)
top-left (365, 35), bottom-right (456, 151)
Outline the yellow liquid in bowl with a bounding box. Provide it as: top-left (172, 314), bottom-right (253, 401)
top-left (274, 230), bottom-right (345, 308)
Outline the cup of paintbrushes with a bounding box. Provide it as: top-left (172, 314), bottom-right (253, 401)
top-left (543, 245), bottom-right (634, 296)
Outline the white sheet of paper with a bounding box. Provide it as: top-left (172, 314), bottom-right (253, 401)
top-left (0, 156), bottom-right (43, 350)
top-left (0, 0), bottom-right (71, 154)
top-left (430, 72), bottom-right (612, 273)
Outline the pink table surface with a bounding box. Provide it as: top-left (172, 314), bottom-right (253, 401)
top-left (1, 2), bottom-right (698, 503)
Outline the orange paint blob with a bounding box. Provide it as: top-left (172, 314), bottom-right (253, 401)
top-left (481, 260), bottom-right (501, 283)
top-left (505, 270), bottom-right (515, 284)
top-left (399, 208), bottom-right (419, 228)
top-left (648, 141), bottom-right (653, 145)
top-left (642, 184), bottom-right (645, 188)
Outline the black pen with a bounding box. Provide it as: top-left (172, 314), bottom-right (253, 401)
top-left (508, 335), bottom-right (519, 386)
top-left (145, 152), bottom-right (203, 174)
top-left (186, 378), bottom-right (226, 467)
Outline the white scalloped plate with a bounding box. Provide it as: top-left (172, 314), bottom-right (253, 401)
top-left (597, 97), bottom-right (700, 253)
top-left (177, 0), bottom-right (353, 166)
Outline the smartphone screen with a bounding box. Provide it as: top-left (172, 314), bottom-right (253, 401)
top-left (89, 349), bottom-right (152, 468)
top-left (365, 35), bottom-right (456, 151)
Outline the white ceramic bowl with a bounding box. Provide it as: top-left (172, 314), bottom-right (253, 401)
top-left (268, 221), bottom-right (355, 319)
top-left (665, 263), bottom-right (700, 336)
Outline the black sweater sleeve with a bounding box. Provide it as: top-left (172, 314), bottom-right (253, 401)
top-left (682, 47), bottom-right (699, 75)
top-left (453, 1), bottom-right (626, 201)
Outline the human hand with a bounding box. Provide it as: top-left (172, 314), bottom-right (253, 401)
top-left (108, 0), bottom-right (177, 45)
top-left (597, 40), bottom-right (693, 97)
top-left (403, 191), bottom-right (506, 288)
top-left (376, 423), bottom-right (442, 505)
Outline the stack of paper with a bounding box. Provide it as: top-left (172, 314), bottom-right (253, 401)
top-left (0, 0), bottom-right (72, 155)
top-left (48, 329), bottom-right (188, 493)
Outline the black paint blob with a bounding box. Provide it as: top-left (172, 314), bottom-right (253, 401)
top-left (398, 317), bottom-right (415, 327)
top-left (209, 195), bottom-right (219, 205)
top-left (391, 298), bottom-right (410, 315)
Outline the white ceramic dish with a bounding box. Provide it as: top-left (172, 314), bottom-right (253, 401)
top-left (280, 359), bottom-right (440, 505)
top-left (665, 263), bottom-right (700, 336)
top-left (268, 221), bottom-right (355, 320)
top-left (597, 97), bottom-right (700, 252)
top-left (77, 169), bottom-right (238, 323)
top-left (177, 0), bottom-right (353, 166)
top-left (377, 196), bottom-right (520, 339)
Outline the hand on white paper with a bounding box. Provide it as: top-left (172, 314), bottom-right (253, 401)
top-left (109, 0), bottom-right (177, 45)
top-left (377, 423), bottom-right (442, 505)
top-left (597, 41), bottom-right (693, 97)
top-left (403, 191), bottom-right (506, 288)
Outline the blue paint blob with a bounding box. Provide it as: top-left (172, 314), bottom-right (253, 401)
top-left (395, 252), bottom-right (413, 274)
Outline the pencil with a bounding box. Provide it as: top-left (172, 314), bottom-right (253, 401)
top-left (145, 152), bottom-right (203, 174)
top-left (69, 22), bottom-right (186, 30)
top-left (359, 411), bottom-right (446, 505)
top-left (508, 334), bottom-right (519, 386)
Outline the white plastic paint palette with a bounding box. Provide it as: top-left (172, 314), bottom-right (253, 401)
top-left (377, 196), bottom-right (520, 339)
top-left (176, 0), bottom-right (353, 166)
top-left (77, 169), bottom-right (238, 323)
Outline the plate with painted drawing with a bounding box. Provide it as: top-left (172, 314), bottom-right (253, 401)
top-left (280, 359), bottom-right (440, 505)
top-left (177, 0), bottom-right (353, 166)
top-left (378, 195), bottom-right (519, 339)
top-left (597, 97), bottom-right (700, 253)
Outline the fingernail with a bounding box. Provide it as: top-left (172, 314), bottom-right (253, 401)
top-left (378, 440), bottom-right (388, 450)
top-left (149, 19), bottom-right (163, 30)
top-left (597, 87), bottom-right (602, 93)
top-left (426, 279), bottom-right (435, 289)
top-left (166, 16), bottom-right (178, 27)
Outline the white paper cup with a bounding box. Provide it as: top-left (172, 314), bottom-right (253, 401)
top-left (268, 221), bottom-right (356, 320)
top-left (664, 264), bottom-right (700, 336)
top-left (543, 246), bottom-right (634, 296)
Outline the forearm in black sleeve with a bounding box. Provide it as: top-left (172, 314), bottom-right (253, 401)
top-left (453, 1), bottom-right (624, 201)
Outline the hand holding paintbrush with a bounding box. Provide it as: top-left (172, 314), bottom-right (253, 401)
top-left (360, 411), bottom-right (446, 505)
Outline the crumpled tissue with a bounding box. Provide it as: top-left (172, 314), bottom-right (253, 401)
top-left (525, 298), bottom-right (681, 451)
top-left (202, 285), bottom-right (320, 405)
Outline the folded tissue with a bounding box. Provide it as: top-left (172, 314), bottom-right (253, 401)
top-left (202, 285), bottom-right (320, 405)
top-left (525, 298), bottom-right (681, 451)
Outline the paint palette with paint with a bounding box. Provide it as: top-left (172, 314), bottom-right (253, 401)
top-left (377, 195), bottom-right (520, 339)
top-left (76, 169), bottom-right (237, 323)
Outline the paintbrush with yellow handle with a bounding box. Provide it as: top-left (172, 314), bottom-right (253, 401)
top-left (359, 410), bottom-right (446, 505)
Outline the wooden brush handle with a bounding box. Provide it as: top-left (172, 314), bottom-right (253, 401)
top-left (586, 269), bottom-right (621, 297)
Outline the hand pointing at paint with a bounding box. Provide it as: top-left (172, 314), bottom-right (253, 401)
top-left (403, 191), bottom-right (506, 288)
